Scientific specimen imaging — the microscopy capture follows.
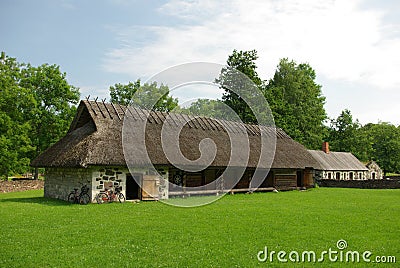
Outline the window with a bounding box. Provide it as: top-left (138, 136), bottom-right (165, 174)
top-left (328, 172), bottom-right (332, 179)
top-left (349, 172), bottom-right (354, 180)
top-left (336, 172), bottom-right (341, 180)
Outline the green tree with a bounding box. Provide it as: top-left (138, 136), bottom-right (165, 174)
top-left (366, 122), bottom-right (400, 176)
top-left (328, 109), bottom-right (372, 161)
top-left (353, 124), bottom-right (374, 162)
top-left (328, 110), bottom-right (356, 151)
top-left (181, 99), bottom-right (220, 117)
top-left (265, 58), bottom-right (327, 149)
top-left (0, 53), bottom-right (78, 179)
top-left (328, 112), bottom-right (400, 172)
top-left (109, 79), bottom-right (178, 112)
top-left (179, 98), bottom-right (238, 120)
top-left (216, 49), bottom-right (263, 124)
top-left (0, 54), bottom-right (35, 178)
top-left (20, 63), bottom-right (80, 179)
top-left (110, 80), bottom-right (141, 106)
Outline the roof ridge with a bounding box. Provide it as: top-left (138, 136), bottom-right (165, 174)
top-left (83, 100), bottom-right (283, 137)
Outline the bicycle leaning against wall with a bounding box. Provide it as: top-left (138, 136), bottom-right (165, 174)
top-left (68, 182), bottom-right (91, 205)
top-left (96, 185), bottom-right (125, 204)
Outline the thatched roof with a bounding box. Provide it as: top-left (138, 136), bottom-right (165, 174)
top-left (308, 150), bottom-right (368, 171)
top-left (32, 100), bottom-right (319, 169)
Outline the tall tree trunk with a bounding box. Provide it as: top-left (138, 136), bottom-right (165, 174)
top-left (34, 167), bottom-right (39, 180)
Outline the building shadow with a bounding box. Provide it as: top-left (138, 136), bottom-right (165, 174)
top-left (0, 196), bottom-right (70, 206)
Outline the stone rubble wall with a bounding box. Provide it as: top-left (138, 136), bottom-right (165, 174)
top-left (91, 167), bottom-right (128, 199)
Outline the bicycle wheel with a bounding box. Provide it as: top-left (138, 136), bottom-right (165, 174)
top-left (118, 193), bottom-right (126, 203)
top-left (79, 193), bottom-right (90, 205)
top-left (67, 193), bottom-right (76, 204)
top-left (96, 193), bottom-right (108, 204)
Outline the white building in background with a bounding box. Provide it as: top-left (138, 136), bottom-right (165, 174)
top-left (365, 160), bottom-right (383, 180)
top-left (309, 142), bottom-right (369, 181)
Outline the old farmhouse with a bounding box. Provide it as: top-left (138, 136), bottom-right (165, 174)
top-left (309, 142), bottom-right (369, 181)
top-left (32, 100), bottom-right (320, 202)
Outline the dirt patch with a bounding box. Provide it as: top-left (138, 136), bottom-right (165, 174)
top-left (0, 180), bottom-right (44, 193)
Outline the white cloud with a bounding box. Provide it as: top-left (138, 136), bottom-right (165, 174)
top-left (158, 0), bottom-right (225, 22)
top-left (101, 0), bottom-right (400, 123)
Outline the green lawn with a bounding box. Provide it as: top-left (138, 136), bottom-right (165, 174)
top-left (0, 188), bottom-right (399, 267)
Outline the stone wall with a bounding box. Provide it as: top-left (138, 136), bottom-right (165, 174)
top-left (91, 167), bottom-right (129, 200)
top-left (316, 179), bottom-right (400, 189)
top-left (386, 175), bottom-right (400, 180)
top-left (45, 166), bottom-right (170, 202)
top-left (44, 168), bottom-right (92, 201)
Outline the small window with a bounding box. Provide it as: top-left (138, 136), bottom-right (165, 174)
top-left (349, 172), bottom-right (354, 180)
top-left (328, 172), bottom-right (332, 179)
top-left (372, 172), bottom-right (376, 180)
top-left (336, 172), bottom-right (341, 180)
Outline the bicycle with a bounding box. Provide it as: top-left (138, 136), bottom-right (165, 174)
top-left (96, 186), bottom-right (125, 204)
top-left (68, 182), bottom-right (90, 205)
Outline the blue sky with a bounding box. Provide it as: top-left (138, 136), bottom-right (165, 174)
top-left (1, 0), bottom-right (399, 125)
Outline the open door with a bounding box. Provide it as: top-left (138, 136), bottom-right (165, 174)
top-left (126, 174), bottom-right (142, 200)
top-left (296, 170), bottom-right (304, 187)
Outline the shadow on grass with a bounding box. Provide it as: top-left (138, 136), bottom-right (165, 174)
top-left (0, 196), bottom-right (71, 206)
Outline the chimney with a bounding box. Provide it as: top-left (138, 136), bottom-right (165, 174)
top-left (322, 142), bottom-right (330, 154)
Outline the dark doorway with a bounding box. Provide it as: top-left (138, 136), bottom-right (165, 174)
top-left (126, 174), bottom-right (142, 200)
top-left (296, 171), bottom-right (303, 187)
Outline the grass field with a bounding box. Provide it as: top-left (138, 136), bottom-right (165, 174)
top-left (0, 188), bottom-right (399, 267)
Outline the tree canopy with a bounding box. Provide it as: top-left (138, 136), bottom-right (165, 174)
top-left (327, 110), bottom-right (400, 175)
top-left (109, 79), bottom-right (178, 112)
top-left (362, 123), bottom-right (400, 175)
top-left (328, 109), bottom-right (360, 152)
top-left (179, 98), bottom-right (240, 121)
top-left (265, 58), bottom-right (327, 149)
top-left (21, 63), bottom-right (80, 164)
top-left (216, 50), bottom-right (327, 149)
top-left (327, 109), bottom-right (372, 162)
top-left (0, 55), bottom-right (35, 178)
top-left (216, 49), bottom-right (262, 124)
top-left (0, 53), bottom-right (80, 179)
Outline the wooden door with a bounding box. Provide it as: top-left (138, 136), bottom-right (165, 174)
top-left (141, 175), bottom-right (159, 200)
